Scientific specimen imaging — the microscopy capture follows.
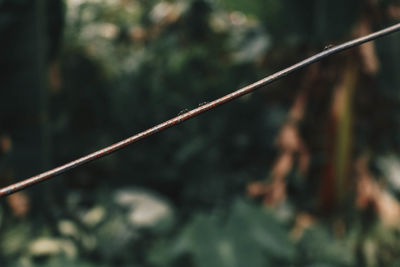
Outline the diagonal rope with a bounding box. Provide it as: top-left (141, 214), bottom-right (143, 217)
top-left (1, 22), bottom-right (400, 198)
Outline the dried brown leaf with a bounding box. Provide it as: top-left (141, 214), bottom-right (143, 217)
top-left (354, 19), bottom-right (379, 74)
top-left (290, 212), bottom-right (316, 240)
top-left (6, 192), bottom-right (30, 218)
top-left (0, 135), bottom-right (12, 154)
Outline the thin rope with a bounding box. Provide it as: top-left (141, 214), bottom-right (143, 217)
top-left (1, 22), bottom-right (400, 198)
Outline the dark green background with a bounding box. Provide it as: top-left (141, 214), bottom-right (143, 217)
top-left (1, 0), bottom-right (400, 266)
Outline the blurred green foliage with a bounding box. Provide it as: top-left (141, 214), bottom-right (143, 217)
top-left (1, 0), bottom-right (400, 266)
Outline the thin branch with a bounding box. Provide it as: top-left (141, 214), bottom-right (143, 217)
top-left (1, 22), bottom-right (400, 198)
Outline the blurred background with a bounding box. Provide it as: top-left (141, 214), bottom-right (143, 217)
top-left (1, 0), bottom-right (400, 266)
